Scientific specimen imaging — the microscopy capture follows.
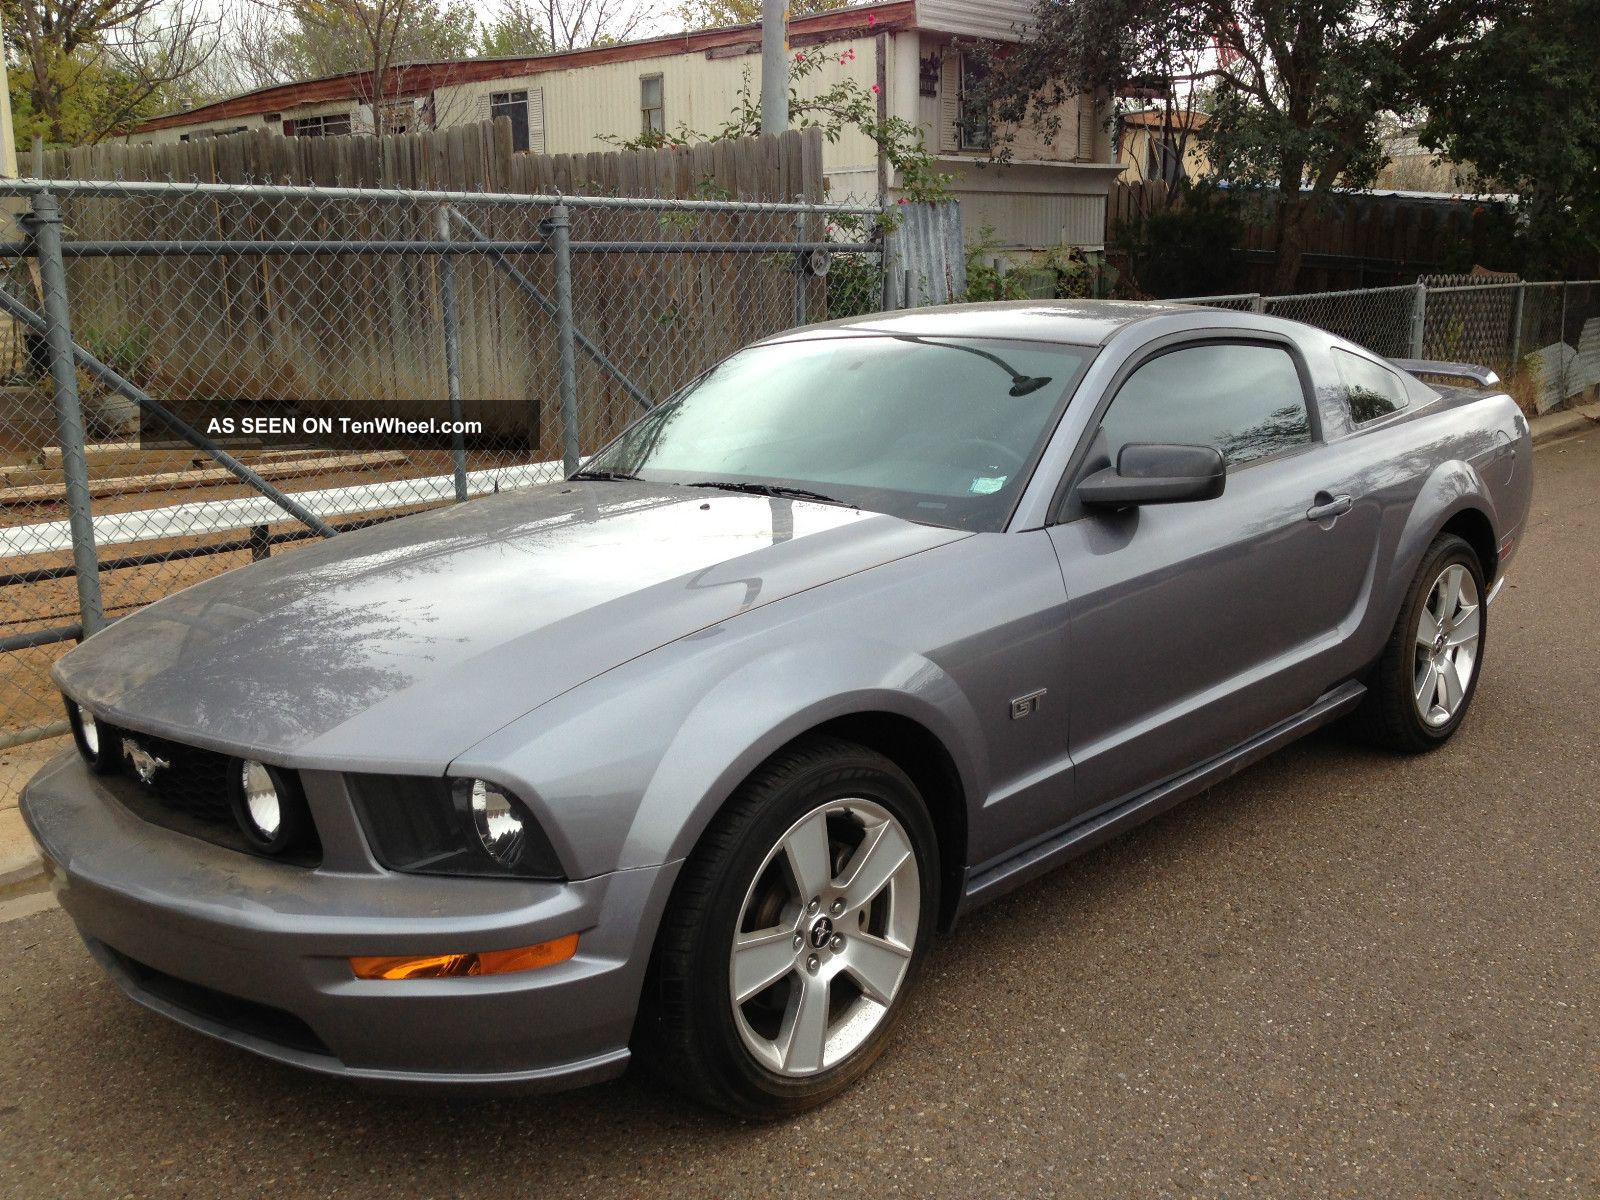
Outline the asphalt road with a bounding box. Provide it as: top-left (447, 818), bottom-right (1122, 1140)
top-left (2, 427), bottom-right (1596, 1199)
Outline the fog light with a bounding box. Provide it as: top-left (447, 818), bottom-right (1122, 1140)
top-left (457, 778), bottom-right (528, 867)
top-left (350, 933), bottom-right (579, 980)
top-left (228, 758), bottom-right (309, 854)
top-left (65, 697), bottom-right (120, 774)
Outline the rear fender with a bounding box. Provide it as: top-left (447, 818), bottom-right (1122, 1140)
top-left (1364, 458), bottom-right (1499, 662)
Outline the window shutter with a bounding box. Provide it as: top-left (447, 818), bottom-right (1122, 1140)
top-left (1076, 98), bottom-right (1097, 161)
top-left (528, 87), bottom-right (546, 155)
top-left (938, 54), bottom-right (960, 153)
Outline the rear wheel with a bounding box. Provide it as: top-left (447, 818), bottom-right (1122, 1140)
top-left (1359, 533), bottom-right (1486, 752)
top-left (637, 735), bottom-right (938, 1117)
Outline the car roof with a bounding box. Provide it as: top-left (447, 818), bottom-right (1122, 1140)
top-left (764, 299), bottom-right (1208, 348)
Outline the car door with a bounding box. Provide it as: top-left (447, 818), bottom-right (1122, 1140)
top-left (1045, 335), bottom-right (1373, 816)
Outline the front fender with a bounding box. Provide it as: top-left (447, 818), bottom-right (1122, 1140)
top-left (631, 636), bottom-right (986, 869)
top-left (449, 627), bottom-right (987, 881)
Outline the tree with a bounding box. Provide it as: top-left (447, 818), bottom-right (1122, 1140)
top-left (675, 0), bottom-right (853, 30)
top-left (197, 0), bottom-right (646, 100)
top-left (4, 0), bottom-right (220, 144)
top-left (1422, 0), bottom-right (1600, 277)
top-left (477, 1), bottom-right (550, 56)
top-left (985, 0), bottom-right (1514, 291)
top-left (514, 0), bottom-right (653, 51)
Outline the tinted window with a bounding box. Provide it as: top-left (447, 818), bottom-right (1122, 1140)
top-left (1334, 347), bottom-right (1408, 423)
top-left (1102, 342), bottom-right (1310, 466)
top-left (583, 335), bottom-right (1091, 532)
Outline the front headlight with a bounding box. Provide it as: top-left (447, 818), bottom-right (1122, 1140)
top-left (347, 774), bottom-right (563, 880)
top-left (463, 777), bottom-right (527, 867)
top-left (64, 696), bottom-right (121, 774)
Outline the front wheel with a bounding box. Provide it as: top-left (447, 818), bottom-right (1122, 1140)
top-left (1358, 533), bottom-right (1487, 752)
top-left (637, 736), bottom-right (938, 1117)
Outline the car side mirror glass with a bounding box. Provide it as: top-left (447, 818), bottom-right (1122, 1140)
top-left (1078, 443), bottom-right (1226, 508)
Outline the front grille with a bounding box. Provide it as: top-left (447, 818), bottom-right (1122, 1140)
top-left (118, 733), bottom-right (233, 822)
top-left (103, 730), bottom-right (322, 867)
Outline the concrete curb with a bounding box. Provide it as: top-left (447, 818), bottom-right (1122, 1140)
top-left (0, 806), bottom-right (42, 895)
top-left (1531, 408), bottom-right (1598, 446)
top-left (0, 849), bottom-right (43, 894)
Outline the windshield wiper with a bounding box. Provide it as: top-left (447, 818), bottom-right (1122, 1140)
top-left (569, 469), bottom-right (642, 482)
top-left (686, 480), bottom-right (849, 506)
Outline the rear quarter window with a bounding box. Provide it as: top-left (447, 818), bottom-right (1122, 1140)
top-left (1335, 348), bottom-right (1409, 423)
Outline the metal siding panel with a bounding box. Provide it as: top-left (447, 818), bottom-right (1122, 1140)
top-left (915, 0), bottom-right (1035, 41)
top-left (951, 191), bottom-right (1106, 250)
top-left (885, 200), bottom-right (965, 307)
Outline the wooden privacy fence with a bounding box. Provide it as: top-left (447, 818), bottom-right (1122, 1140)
top-left (30, 124), bottom-right (848, 449)
top-left (39, 118), bottom-right (831, 204)
top-left (1106, 181), bottom-right (1517, 294)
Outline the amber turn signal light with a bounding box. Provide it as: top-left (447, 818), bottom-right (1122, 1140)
top-left (350, 933), bottom-right (579, 980)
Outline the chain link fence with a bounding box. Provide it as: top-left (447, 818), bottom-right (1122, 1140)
top-left (5, 174), bottom-right (1597, 808)
top-left (1176, 279), bottom-right (1600, 408)
top-left (0, 178), bottom-right (885, 795)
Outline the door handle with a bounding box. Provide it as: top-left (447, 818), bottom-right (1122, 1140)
top-left (1306, 493), bottom-right (1353, 522)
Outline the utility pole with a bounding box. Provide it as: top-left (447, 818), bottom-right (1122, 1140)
top-left (761, 0), bottom-right (789, 133)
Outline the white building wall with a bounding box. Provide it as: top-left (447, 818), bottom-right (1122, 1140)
top-left (433, 36), bottom-right (884, 179)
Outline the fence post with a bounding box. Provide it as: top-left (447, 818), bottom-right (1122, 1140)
top-left (549, 202), bottom-right (581, 477)
top-left (1510, 283), bottom-right (1525, 372)
top-left (435, 206), bottom-right (468, 502)
top-left (1252, 294), bottom-right (1265, 314)
top-left (880, 207), bottom-right (898, 312)
top-left (1409, 281), bottom-right (1427, 358)
top-left (27, 191), bottom-right (105, 636)
top-left (792, 209), bottom-right (808, 328)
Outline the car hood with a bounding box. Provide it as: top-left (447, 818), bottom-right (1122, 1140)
top-left (55, 481), bottom-right (965, 770)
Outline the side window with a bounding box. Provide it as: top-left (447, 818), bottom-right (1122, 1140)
top-left (641, 74), bottom-right (664, 134)
top-left (490, 90), bottom-right (531, 152)
top-left (1334, 347), bottom-right (1408, 423)
top-left (1101, 342), bottom-right (1311, 467)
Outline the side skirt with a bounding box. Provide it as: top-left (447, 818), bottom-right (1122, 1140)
top-left (956, 679), bottom-right (1367, 917)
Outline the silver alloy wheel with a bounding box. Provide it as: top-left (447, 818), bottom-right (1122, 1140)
top-left (1414, 562), bottom-right (1481, 728)
top-left (729, 798), bottom-right (920, 1077)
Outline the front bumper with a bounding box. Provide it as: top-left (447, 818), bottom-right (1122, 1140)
top-left (21, 751), bottom-right (680, 1095)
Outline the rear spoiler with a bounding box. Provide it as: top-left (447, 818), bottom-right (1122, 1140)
top-left (1387, 358), bottom-right (1501, 388)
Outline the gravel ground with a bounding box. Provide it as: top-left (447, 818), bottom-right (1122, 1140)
top-left (0, 428), bottom-right (1595, 1199)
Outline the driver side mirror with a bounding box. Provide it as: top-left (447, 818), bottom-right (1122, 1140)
top-left (1078, 443), bottom-right (1226, 508)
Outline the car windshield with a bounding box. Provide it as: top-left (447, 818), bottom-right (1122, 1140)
top-left (580, 334), bottom-right (1092, 531)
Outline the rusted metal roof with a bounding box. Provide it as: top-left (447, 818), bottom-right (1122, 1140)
top-left (135, 1), bottom-right (918, 134)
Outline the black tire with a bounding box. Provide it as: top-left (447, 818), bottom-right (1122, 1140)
top-left (636, 735), bottom-right (939, 1118)
top-left (1357, 533), bottom-right (1487, 753)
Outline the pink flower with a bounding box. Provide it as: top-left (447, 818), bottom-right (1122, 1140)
top-left (897, 196), bottom-right (909, 204)
top-left (795, 51), bottom-right (805, 61)
top-left (867, 13), bottom-right (876, 26)
top-left (870, 83), bottom-right (881, 94)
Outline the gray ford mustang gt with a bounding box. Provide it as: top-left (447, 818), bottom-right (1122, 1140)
top-left (24, 300), bottom-right (1531, 1117)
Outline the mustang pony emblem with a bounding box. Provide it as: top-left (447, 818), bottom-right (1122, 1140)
top-left (121, 738), bottom-right (170, 785)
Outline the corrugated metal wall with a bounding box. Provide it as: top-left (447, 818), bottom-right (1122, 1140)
top-left (915, 0), bottom-right (1036, 41)
top-left (885, 201), bottom-right (966, 306)
top-left (436, 42), bottom-right (883, 192)
top-left (956, 190), bottom-right (1107, 250)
